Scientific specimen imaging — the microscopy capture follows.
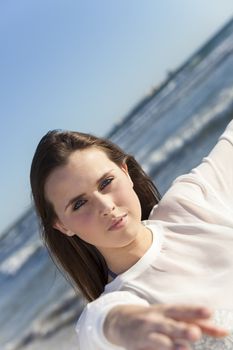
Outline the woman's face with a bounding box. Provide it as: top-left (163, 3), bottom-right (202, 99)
top-left (44, 147), bottom-right (143, 250)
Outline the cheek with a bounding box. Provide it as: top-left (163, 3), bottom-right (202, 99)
top-left (75, 211), bottom-right (91, 226)
top-left (118, 182), bottom-right (141, 214)
top-left (72, 211), bottom-right (96, 235)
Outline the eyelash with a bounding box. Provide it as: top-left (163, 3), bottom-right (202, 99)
top-left (73, 177), bottom-right (114, 211)
top-left (99, 177), bottom-right (114, 190)
top-left (73, 199), bottom-right (87, 211)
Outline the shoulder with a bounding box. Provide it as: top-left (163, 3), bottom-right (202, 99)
top-left (76, 291), bottom-right (149, 329)
top-left (149, 173), bottom-right (208, 221)
top-left (75, 291), bottom-right (149, 348)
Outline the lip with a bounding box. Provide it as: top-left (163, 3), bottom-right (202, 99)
top-left (108, 214), bottom-right (127, 231)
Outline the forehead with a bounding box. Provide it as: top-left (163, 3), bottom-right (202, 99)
top-left (68, 147), bottom-right (114, 171)
top-left (44, 148), bottom-right (117, 201)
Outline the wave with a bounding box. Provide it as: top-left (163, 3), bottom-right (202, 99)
top-left (142, 84), bottom-right (233, 173)
top-left (0, 241), bottom-right (42, 276)
top-left (4, 291), bottom-right (85, 350)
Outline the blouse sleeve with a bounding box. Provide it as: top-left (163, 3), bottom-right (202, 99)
top-left (75, 291), bottom-right (149, 350)
top-left (191, 119), bottom-right (233, 207)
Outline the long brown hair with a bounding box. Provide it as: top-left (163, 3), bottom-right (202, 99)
top-left (30, 130), bottom-right (161, 301)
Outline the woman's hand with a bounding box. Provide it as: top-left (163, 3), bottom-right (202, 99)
top-left (103, 304), bottom-right (229, 350)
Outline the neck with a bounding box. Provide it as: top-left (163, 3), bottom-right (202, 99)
top-left (100, 224), bottom-right (152, 276)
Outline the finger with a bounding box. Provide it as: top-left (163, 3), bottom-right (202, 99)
top-left (151, 317), bottom-right (202, 342)
top-left (173, 341), bottom-right (193, 350)
top-left (194, 319), bottom-right (229, 338)
top-left (154, 305), bottom-right (229, 338)
top-left (145, 333), bottom-right (174, 350)
top-left (147, 333), bottom-right (192, 350)
top-left (153, 304), bottom-right (213, 321)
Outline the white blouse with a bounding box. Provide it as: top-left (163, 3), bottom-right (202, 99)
top-left (76, 119), bottom-right (233, 349)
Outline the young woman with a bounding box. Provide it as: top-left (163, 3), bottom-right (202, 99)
top-left (30, 119), bottom-right (233, 350)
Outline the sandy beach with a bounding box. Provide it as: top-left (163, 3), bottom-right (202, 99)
top-left (7, 292), bottom-right (85, 350)
top-left (23, 323), bottom-right (79, 350)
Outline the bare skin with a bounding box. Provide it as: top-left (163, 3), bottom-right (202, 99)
top-left (103, 304), bottom-right (229, 350)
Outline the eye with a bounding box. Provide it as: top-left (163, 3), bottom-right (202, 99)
top-left (73, 199), bottom-right (87, 211)
top-left (99, 177), bottom-right (114, 191)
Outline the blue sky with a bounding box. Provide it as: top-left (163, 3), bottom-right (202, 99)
top-left (0, 0), bottom-right (233, 235)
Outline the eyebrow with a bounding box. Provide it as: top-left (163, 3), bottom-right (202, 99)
top-left (64, 170), bottom-right (113, 211)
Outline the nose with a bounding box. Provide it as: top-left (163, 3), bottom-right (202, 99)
top-left (94, 193), bottom-right (115, 216)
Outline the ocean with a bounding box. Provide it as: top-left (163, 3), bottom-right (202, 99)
top-left (1, 17), bottom-right (233, 350)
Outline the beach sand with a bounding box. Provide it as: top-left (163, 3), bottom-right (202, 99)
top-left (11, 292), bottom-right (85, 350)
top-left (23, 323), bottom-right (79, 350)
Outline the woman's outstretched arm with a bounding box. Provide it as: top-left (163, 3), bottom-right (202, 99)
top-left (76, 291), bottom-right (228, 350)
top-left (103, 303), bottom-right (228, 350)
